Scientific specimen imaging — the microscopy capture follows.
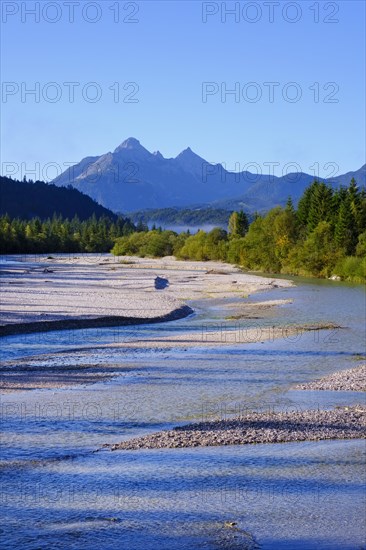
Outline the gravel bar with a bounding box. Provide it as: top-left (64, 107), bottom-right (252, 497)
top-left (0, 255), bottom-right (292, 336)
top-left (110, 405), bottom-right (366, 451)
top-left (295, 364), bottom-right (366, 392)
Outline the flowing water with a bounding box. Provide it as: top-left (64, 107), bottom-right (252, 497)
top-left (1, 271), bottom-right (365, 549)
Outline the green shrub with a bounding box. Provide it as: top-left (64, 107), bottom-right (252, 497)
top-left (334, 256), bottom-right (366, 282)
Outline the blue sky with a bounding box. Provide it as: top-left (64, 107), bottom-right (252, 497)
top-left (1, 0), bottom-right (365, 180)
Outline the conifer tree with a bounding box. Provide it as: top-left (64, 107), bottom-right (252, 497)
top-left (307, 182), bottom-right (333, 231)
top-left (228, 210), bottom-right (249, 237)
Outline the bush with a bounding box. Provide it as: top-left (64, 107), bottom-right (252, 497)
top-left (176, 229), bottom-right (228, 261)
top-left (112, 230), bottom-right (179, 258)
top-left (334, 256), bottom-right (366, 283)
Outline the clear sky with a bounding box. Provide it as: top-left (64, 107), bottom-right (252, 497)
top-left (1, 0), bottom-right (365, 180)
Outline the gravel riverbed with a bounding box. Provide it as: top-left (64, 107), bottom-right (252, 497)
top-left (110, 405), bottom-right (366, 451)
top-left (0, 255), bottom-right (292, 334)
top-left (295, 363), bottom-right (366, 392)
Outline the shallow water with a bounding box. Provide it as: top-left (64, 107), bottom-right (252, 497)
top-left (1, 440), bottom-right (365, 550)
top-left (1, 271), bottom-right (365, 549)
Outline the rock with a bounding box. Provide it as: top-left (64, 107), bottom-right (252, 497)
top-left (225, 522), bottom-right (237, 528)
top-left (154, 276), bottom-right (169, 290)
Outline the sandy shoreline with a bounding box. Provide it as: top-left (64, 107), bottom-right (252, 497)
top-left (0, 254), bottom-right (292, 335)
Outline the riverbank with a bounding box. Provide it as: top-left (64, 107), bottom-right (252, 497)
top-left (0, 254), bottom-right (293, 336)
top-left (110, 405), bottom-right (366, 450)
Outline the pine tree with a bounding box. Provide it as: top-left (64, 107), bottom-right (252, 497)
top-left (333, 179), bottom-right (362, 255)
top-left (335, 200), bottom-right (353, 252)
top-left (286, 197), bottom-right (295, 213)
top-left (297, 184), bottom-right (314, 229)
top-left (307, 182), bottom-right (333, 232)
top-left (237, 210), bottom-right (249, 235)
top-left (136, 219), bottom-right (148, 232)
top-left (228, 210), bottom-right (249, 237)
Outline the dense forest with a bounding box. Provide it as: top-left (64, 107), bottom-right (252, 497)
top-left (0, 215), bottom-right (135, 254)
top-left (129, 207), bottom-right (235, 228)
top-left (0, 176), bottom-right (136, 253)
top-left (112, 179), bottom-right (366, 282)
top-left (0, 176), bottom-right (116, 220)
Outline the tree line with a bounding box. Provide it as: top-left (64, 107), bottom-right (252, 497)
top-left (112, 179), bottom-right (366, 282)
top-left (0, 214), bottom-right (135, 254)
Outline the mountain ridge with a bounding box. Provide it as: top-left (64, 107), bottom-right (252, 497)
top-left (51, 138), bottom-right (366, 213)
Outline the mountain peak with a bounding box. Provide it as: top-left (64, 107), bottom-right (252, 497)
top-left (177, 147), bottom-right (195, 158)
top-left (175, 147), bottom-right (206, 173)
top-left (114, 137), bottom-right (144, 153)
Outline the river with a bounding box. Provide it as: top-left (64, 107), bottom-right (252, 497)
top-left (0, 270), bottom-right (365, 549)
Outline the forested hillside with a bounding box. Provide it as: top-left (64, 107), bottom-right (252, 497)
top-left (130, 207), bottom-right (233, 228)
top-left (0, 176), bottom-right (117, 220)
